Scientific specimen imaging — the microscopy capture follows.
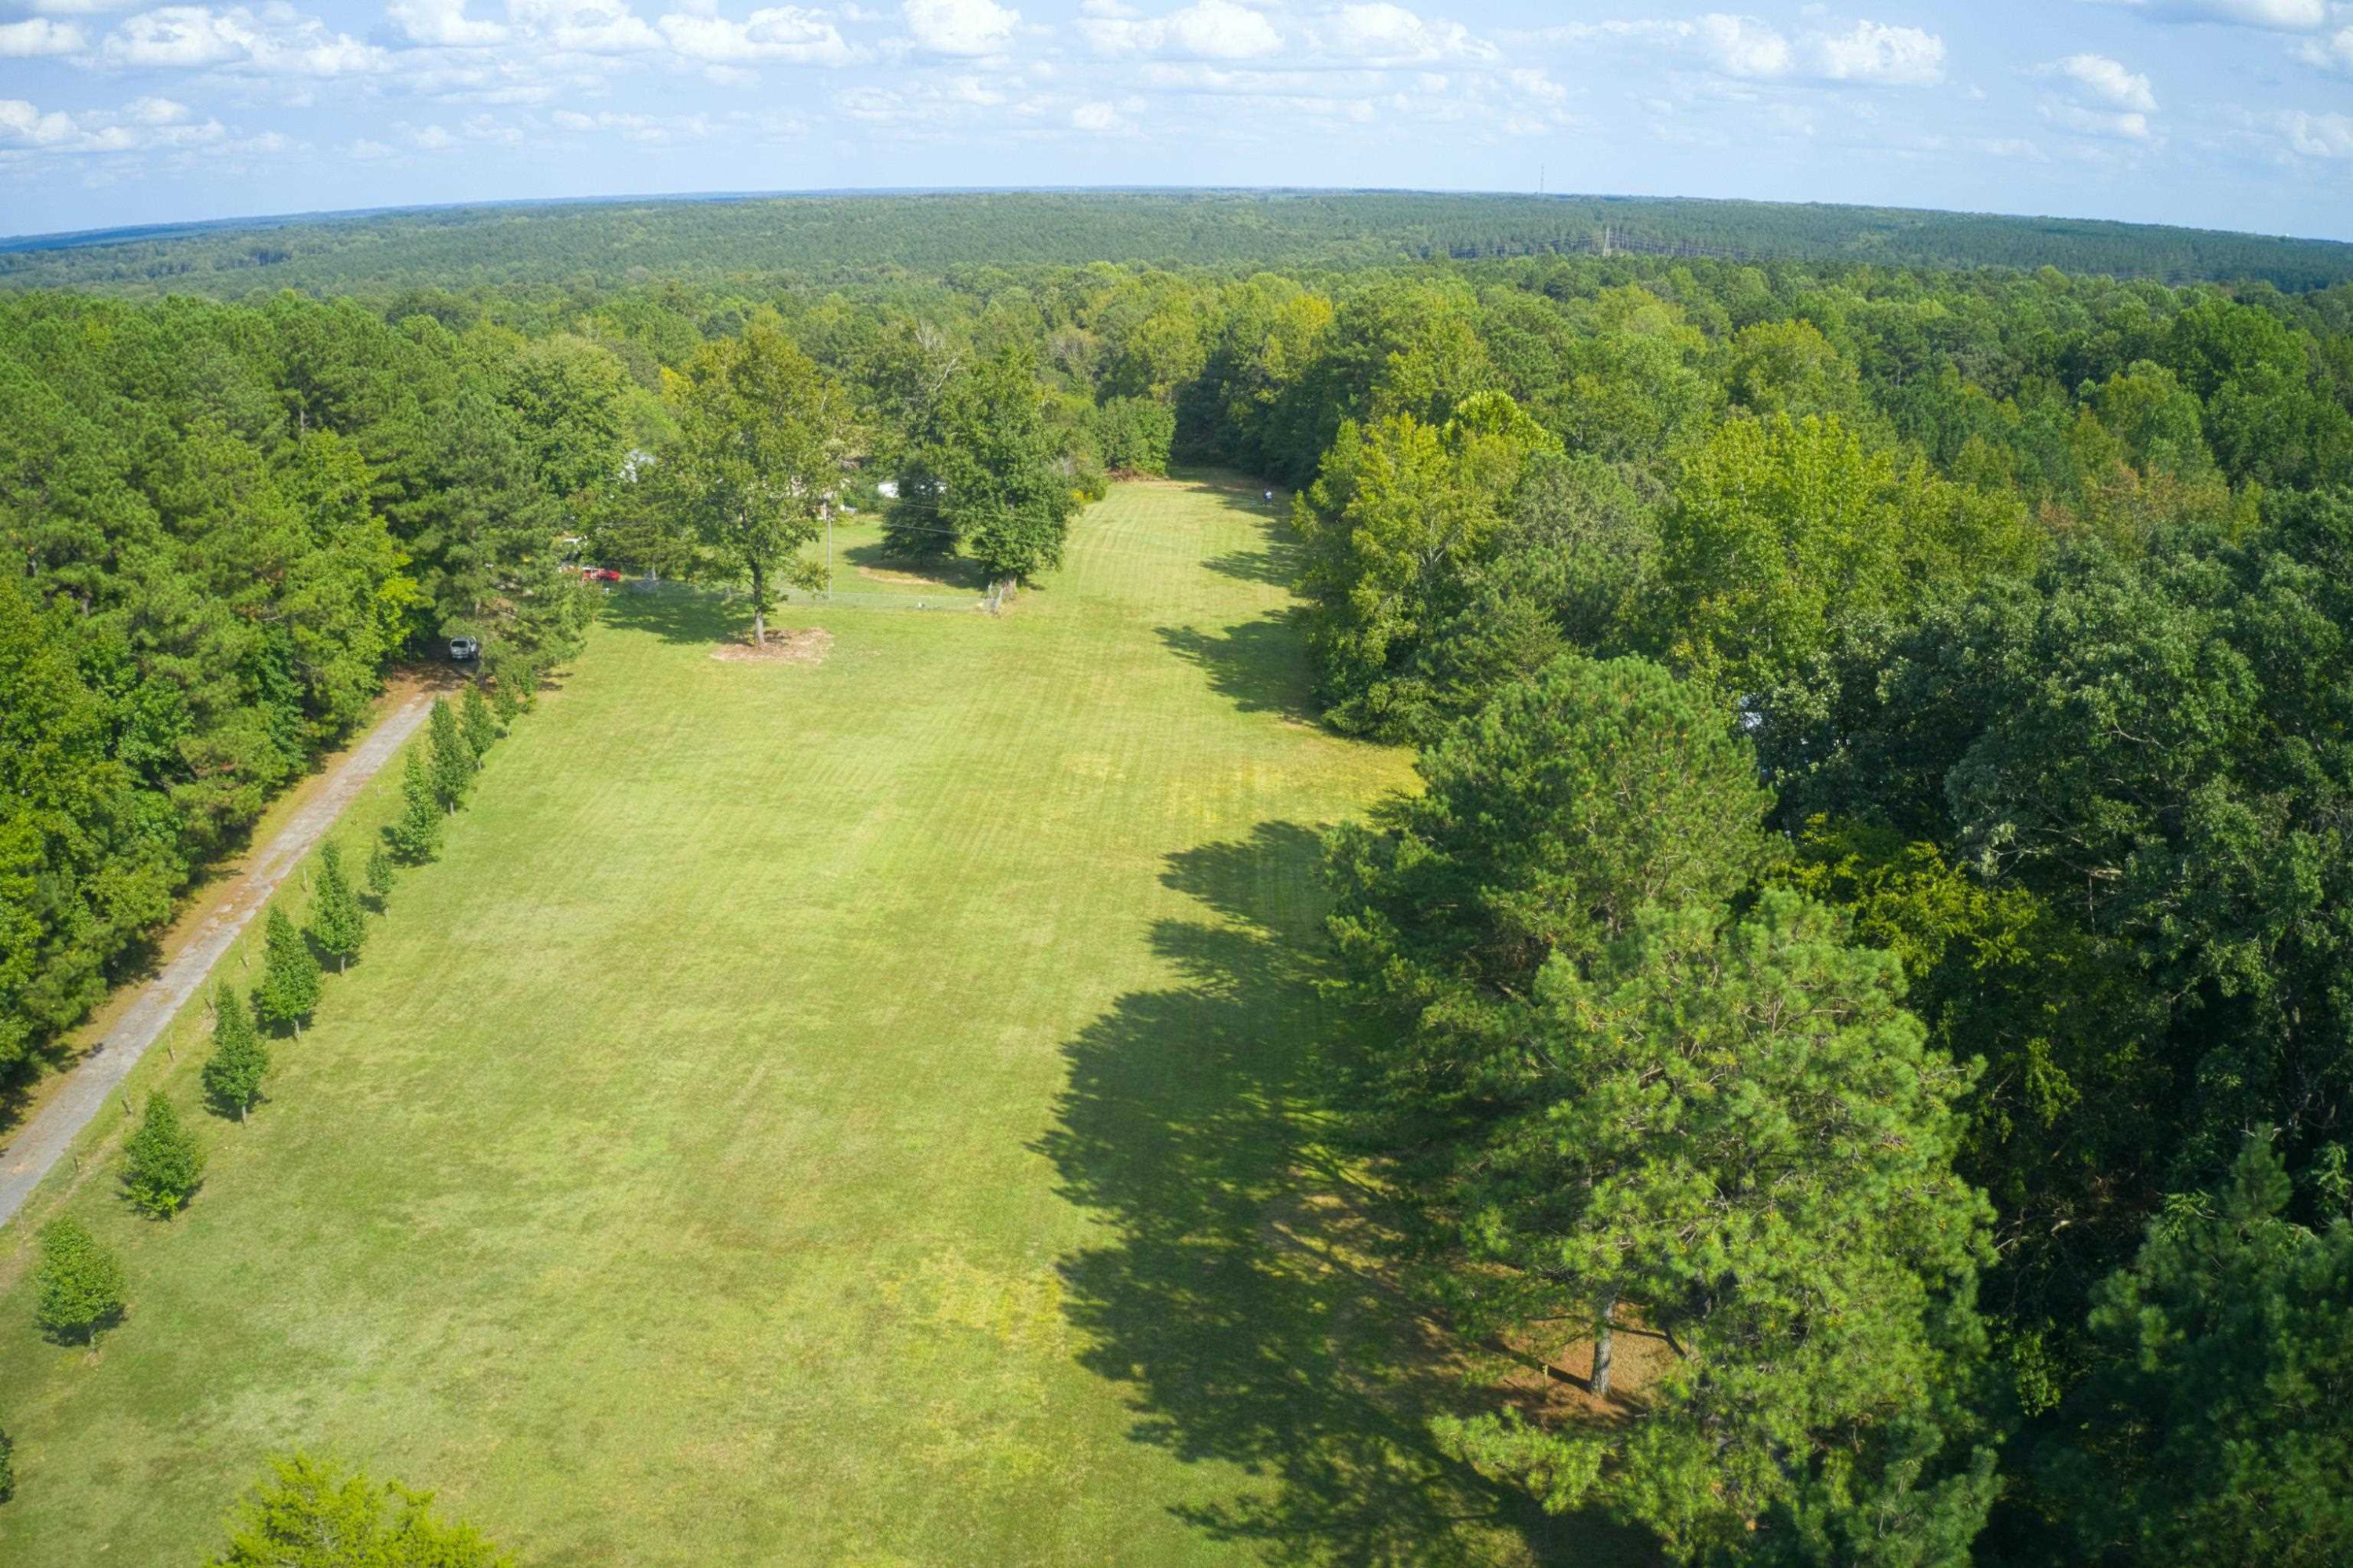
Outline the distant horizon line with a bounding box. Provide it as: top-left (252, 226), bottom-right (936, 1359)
top-left (7, 184), bottom-right (2351, 256)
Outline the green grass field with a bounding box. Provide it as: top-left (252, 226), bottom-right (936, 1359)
top-left (0, 477), bottom-right (1616, 1565)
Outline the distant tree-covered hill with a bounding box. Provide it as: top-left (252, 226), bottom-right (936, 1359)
top-left (5, 187), bottom-right (2351, 296)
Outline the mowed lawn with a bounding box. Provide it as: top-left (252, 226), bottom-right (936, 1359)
top-left (0, 477), bottom-right (1588, 1566)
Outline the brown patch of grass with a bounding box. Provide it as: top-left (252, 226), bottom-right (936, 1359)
top-left (711, 628), bottom-right (833, 665)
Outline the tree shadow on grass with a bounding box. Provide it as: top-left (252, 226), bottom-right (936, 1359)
top-left (840, 538), bottom-right (990, 591)
top-left (1037, 824), bottom-right (1652, 1566)
top-left (1202, 534), bottom-right (1304, 590)
top-left (596, 583), bottom-right (751, 649)
top-left (1158, 614), bottom-right (1324, 727)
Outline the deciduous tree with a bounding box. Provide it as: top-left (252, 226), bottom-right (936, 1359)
top-left (34, 1217), bottom-right (124, 1348)
top-left (658, 323), bottom-right (847, 646)
top-left (208, 1452), bottom-right (515, 1568)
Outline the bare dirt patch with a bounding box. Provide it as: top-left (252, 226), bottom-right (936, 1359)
top-left (856, 564), bottom-right (956, 588)
top-left (711, 628), bottom-right (833, 666)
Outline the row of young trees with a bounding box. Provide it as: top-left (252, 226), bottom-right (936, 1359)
top-left (24, 693), bottom-right (499, 1419)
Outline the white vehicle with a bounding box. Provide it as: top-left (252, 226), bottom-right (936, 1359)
top-left (449, 637), bottom-right (480, 662)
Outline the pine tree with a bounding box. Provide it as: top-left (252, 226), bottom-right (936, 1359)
top-left (34, 1217), bottom-right (125, 1348)
top-left (460, 682), bottom-right (499, 757)
top-left (121, 1095), bottom-right (206, 1217)
top-left (388, 748), bottom-right (442, 863)
top-left (364, 842), bottom-right (396, 910)
top-left (252, 907), bottom-right (321, 1036)
top-left (427, 697), bottom-right (475, 815)
top-left (201, 984), bottom-right (271, 1122)
top-left (306, 842), bottom-right (365, 973)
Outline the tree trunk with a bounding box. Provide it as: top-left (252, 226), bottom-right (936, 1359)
top-left (340, 956), bottom-right (348, 974)
top-left (749, 558), bottom-right (767, 647)
top-left (1591, 1290), bottom-right (1618, 1398)
top-left (239, 1103), bottom-right (248, 1125)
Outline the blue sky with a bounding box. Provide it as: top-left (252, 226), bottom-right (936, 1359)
top-left (2, 0), bottom-right (2351, 240)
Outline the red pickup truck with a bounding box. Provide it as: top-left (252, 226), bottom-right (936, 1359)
top-left (579, 566), bottom-right (623, 584)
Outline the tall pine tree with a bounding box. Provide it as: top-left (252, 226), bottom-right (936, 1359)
top-left (460, 682), bottom-right (499, 758)
top-left (306, 842), bottom-right (365, 973)
top-left (427, 697), bottom-right (475, 815)
top-left (201, 984), bottom-right (270, 1121)
top-left (364, 842), bottom-right (396, 910)
top-left (252, 907), bottom-right (321, 1036)
top-left (388, 748), bottom-right (442, 863)
top-left (121, 1094), bottom-right (206, 1217)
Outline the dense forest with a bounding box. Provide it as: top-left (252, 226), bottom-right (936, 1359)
top-left (7, 189), bottom-right (2353, 297)
top-left (7, 219), bottom-right (2353, 1561)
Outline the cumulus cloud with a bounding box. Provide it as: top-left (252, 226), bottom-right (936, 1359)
top-left (0, 93), bottom-right (231, 155)
top-left (660, 6), bottom-right (858, 63)
top-left (2275, 107), bottom-right (2353, 154)
top-left (902, 0), bottom-right (1017, 55)
top-left (0, 16), bottom-right (88, 54)
top-left (1071, 96), bottom-right (1138, 132)
top-left (2298, 26), bottom-right (2353, 73)
top-left (1078, 0), bottom-right (1280, 60)
top-left (1613, 14), bottom-right (1944, 86)
top-left (1810, 20), bottom-right (1944, 85)
top-left (1313, 2), bottom-right (1497, 66)
top-left (504, 0), bottom-right (662, 55)
top-left (99, 6), bottom-right (387, 76)
top-left (2043, 100), bottom-right (2153, 140)
top-left (387, 0), bottom-right (507, 47)
top-left (1691, 13), bottom-right (1791, 78)
top-left (2054, 53), bottom-right (2157, 111)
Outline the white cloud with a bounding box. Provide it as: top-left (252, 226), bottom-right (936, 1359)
top-left (504, 0), bottom-right (663, 54)
top-left (348, 136), bottom-right (393, 158)
top-left (659, 5), bottom-right (857, 63)
top-left (1315, 2), bottom-right (1496, 65)
top-left (1693, 13), bottom-right (1792, 78)
top-left (1810, 20), bottom-right (1943, 85)
top-left (1071, 97), bottom-right (1135, 132)
top-left (99, 7), bottom-right (387, 76)
top-left (2298, 26), bottom-right (2353, 73)
top-left (409, 122), bottom-right (461, 150)
top-left (2054, 53), bottom-right (2156, 111)
top-left (0, 17), bottom-right (88, 54)
top-left (553, 106), bottom-right (718, 140)
top-left (1078, 0), bottom-right (1280, 60)
top-left (387, 0), bottom-right (507, 46)
top-left (2042, 100), bottom-right (2154, 140)
top-left (2096, 0), bottom-right (2326, 28)
top-left (0, 93), bottom-right (236, 155)
top-left (2275, 107), bottom-right (2353, 154)
top-left (902, 0), bottom-right (1017, 55)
